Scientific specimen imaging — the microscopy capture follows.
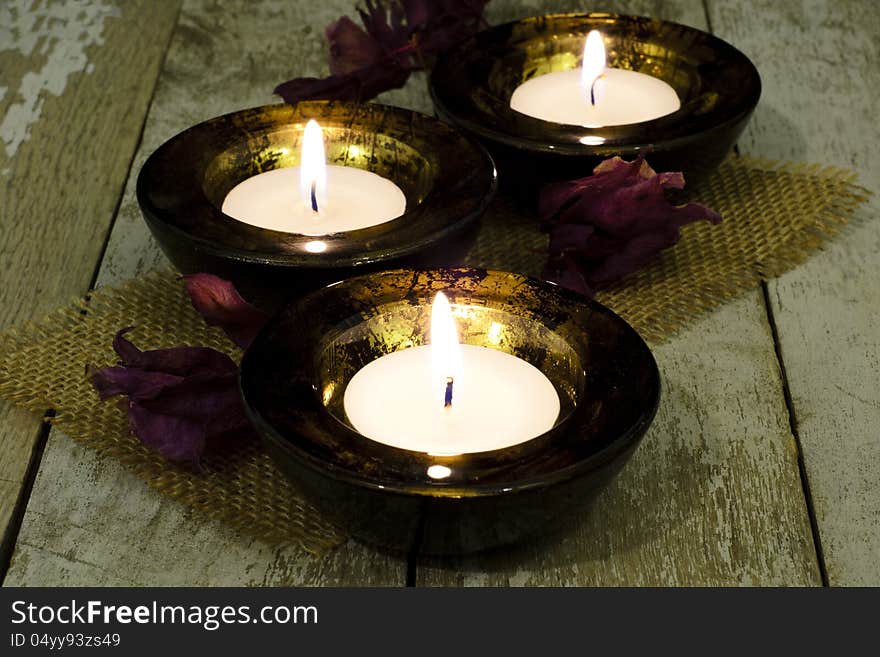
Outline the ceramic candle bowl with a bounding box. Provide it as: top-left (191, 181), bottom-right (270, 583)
top-left (136, 102), bottom-right (496, 305)
top-left (240, 268), bottom-right (661, 555)
top-left (429, 13), bottom-right (761, 199)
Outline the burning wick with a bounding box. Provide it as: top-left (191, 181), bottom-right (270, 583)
top-left (431, 292), bottom-right (460, 410)
top-left (589, 75), bottom-right (604, 106)
top-left (310, 180), bottom-right (318, 213)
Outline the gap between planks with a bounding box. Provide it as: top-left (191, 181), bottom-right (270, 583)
top-left (729, 138), bottom-right (825, 582)
top-left (760, 282), bottom-right (830, 586)
top-left (0, 414), bottom-right (52, 584)
top-left (721, 31), bottom-right (826, 588)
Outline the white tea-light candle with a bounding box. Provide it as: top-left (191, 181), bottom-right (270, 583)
top-left (344, 292), bottom-right (560, 455)
top-left (510, 30), bottom-right (680, 127)
top-left (222, 120), bottom-right (406, 236)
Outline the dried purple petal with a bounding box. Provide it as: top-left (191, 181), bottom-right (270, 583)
top-left (584, 228), bottom-right (683, 284)
top-left (275, 0), bottom-right (489, 104)
top-left (402, 0), bottom-right (430, 29)
top-left (541, 155), bottom-right (722, 296)
top-left (183, 273), bottom-right (269, 349)
top-left (113, 326), bottom-right (238, 377)
top-left (326, 16), bottom-right (386, 75)
top-left (90, 366), bottom-right (183, 401)
top-left (128, 404), bottom-right (206, 469)
top-left (357, 0), bottom-right (411, 56)
top-left (410, 0), bottom-right (489, 53)
top-left (275, 62), bottom-right (411, 105)
top-left (275, 72), bottom-right (370, 104)
top-left (89, 328), bottom-right (254, 469)
top-left (111, 325), bottom-right (143, 363)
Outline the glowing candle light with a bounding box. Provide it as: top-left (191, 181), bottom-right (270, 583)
top-left (510, 30), bottom-right (680, 127)
top-left (299, 118), bottom-right (326, 214)
top-left (582, 29), bottom-right (606, 107)
top-left (343, 292), bottom-right (561, 455)
top-left (222, 120), bottom-right (406, 237)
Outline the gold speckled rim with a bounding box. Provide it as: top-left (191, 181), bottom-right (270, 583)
top-left (430, 12), bottom-right (761, 156)
top-left (136, 101), bottom-right (497, 269)
top-left (240, 267), bottom-right (660, 500)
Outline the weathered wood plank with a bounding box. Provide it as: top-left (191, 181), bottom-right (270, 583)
top-left (7, 437), bottom-right (397, 586)
top-left (418, 294), bottom-right (821, 585)
top-left (5, 0), bottom-right (406, 586)
top-left (0, 0), bottom-right (181, 574)
top-left (6, 0), bottom-right (822, 586)
top-left (417, 0), bottom-right (821, 586)
top-left (707, 0), bottom-right (880, 585)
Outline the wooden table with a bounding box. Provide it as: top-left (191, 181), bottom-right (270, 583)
top-left (1, 0), bottom-right (876, 586)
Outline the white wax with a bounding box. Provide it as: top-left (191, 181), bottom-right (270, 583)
top-left (509, 68), bottom-right (680, 127)
top-left (343, 344), bottom-right (561, 455)
top-left (221, 166), bottom-right (406, 236)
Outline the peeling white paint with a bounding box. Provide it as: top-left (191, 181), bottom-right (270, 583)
top-left (0, 0), bottom-right (120, 159)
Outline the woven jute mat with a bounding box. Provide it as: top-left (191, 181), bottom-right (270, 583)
top-left (0, 155), bottom-right (869, 554)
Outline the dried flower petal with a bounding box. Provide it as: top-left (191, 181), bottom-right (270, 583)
top-left (90, 272), bottom-right (266, 468)
top-left (541, 155), bottom-right (722, 296)
top-left (356, 0), bottom-right (410, 57)
top-left (275, 0), bottom-right (489, 104)
top-left (410, 0), bottom-right (489, 53)
top-left (90, 366), bottom-right (183, 400)
top-left (275, 72), bottom-right (376, 104)
top-left (275, 64), bottom-right (411, 105)
top-left (112, 327), bottom-right (236, 376)
top-left (183, 273), bottom-right (269, 349)
top-left (327, 16), bottom-right (386, 75)
top-left (89, 328), bottom-right (253, 469)
top-left (127, 404), bottom-right (206, 466)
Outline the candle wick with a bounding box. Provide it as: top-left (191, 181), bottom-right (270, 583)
top-left (310, 180), bottom-right (318, 213)
top-left (589, 73), bottom-right (604, 107)
top-left (444, 377), bottom-right (454, 408)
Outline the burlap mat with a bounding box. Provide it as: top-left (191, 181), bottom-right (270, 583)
top-left (0, 155), bottom-right (869, 554)
top-left (469, 156), bottom-right (869, 342)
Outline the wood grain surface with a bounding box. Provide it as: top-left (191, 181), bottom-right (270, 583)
top-left (707, 0), bottom-right (880, 585)
top-left (5, 0), bottom-right (409, 587)
top-left (3, 0), bottom-right (871, 586)
top-left (417, 295), bottom-right (821, 585)
top-left (418, 0), bottom-right (821, 586)
top-left (0, 0), bottom-right (181, 576)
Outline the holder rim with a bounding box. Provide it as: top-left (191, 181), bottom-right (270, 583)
top-left (429, 12), bottom-right (762, 157)
top-left (240, 267), bottom-right (661, 500)
top-left (136, 101), bottom-right (498, 270)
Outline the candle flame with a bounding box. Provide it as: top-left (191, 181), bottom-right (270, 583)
top-left (300, 119), bottom-right (327, 213)
top-left (430, 292), bottom-right (462, 407)
top-left (580, 30), bottom-right (606, 105)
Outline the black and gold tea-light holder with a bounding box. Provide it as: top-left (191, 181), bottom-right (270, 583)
top-left (240, 268), bottom-right (661, 555)
top-left (430, 13), bottom-right (761, 196)
top-left (136, 101), bottom-right (496, 303)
